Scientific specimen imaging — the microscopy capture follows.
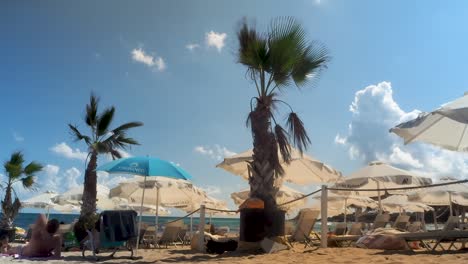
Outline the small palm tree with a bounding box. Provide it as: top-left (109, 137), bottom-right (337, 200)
top-left (236, 17), bottom-right (329, 210)
top-left (69, 94), bottom-right (143, 218)
top-left (1, 151), bottom-right (43, 230)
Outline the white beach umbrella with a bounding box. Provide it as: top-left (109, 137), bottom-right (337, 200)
top-left (126, 203), bottom-right (171, 216)
top-left (333, 161), bottom-right (432, 211)
top-left (407, 180), bottom-right (468, 212)
top-left (381, 195), bottom-right (433, 213)
top-left (217, 147), bottom-right (342, 185)
top-left (231, 185), bottom-right (307, 213)
top-left (390, 93), bottom-right (468, 151)
top-left (312, 193), bottom-right (378, 224)
top-left (22, 191), bottom-right (80, 218)
top-left (53, 184), bottom-right (125, 211)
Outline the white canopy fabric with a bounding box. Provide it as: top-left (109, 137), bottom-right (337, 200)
top-left (217, 147), bottom-right (342, 185)
top-left (22, 191), bottom-right (58, 209)
top-left (390, 93), bottom-right (468, 151)
top-left (381, 195), bottom-right (433, 213)
top-left (126, 203), bottom-right (171, 216)
top-left (407, 180), bottom-right (468, 207)
top-left (53, 184), bottom-right (125, 211)
top-left (231, 185), bottom-right (307, 212)
top-left (333, 161), bottom-right (432, 197)
top-left (109, 176), bottom-right (208, 209)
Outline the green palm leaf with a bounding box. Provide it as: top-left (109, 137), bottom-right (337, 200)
top-left (97, 107), bottom-right (115, 136)
top-left (286, 112), bottom-right (311, 153)
top-left (24, 162), bottom-right (43, 176)
top-left (69, 124), bottom-right (92, 145)
top-left (85, 94), bottom-right (99, 126)
top-left (20, 175), bottom-right (35, 189)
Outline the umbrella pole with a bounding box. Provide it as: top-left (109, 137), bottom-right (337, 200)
top-left (46, 205), bottom-right (50, 221)
top-left (155, 186), bottom-right (160, 245)
top-left (449, 192), bottom-right (453, 216)
top-left (343, 198), bottom-right (347, 226)
top-left (433, 210), bottom-right (438, 230)
top-left (377, 181), bottom-right (382, 214)
top-left (190, 214), bottom-right (193, 238)
top-left (136, 175), bottom-right (147, 255)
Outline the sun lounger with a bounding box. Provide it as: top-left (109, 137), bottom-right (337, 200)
top-left (155, 226), bottom-right (182, 248)
top-left (372, 214), bottom-right (390, 229)
top-left (288, 209), bottom-right (321, 248)
top-left (330, 222), bottom-right (364, 247)
top-left (81, 210), bottom-right (137, 261)
top-left (407, 221), bottom-right (423, 233)
top-left (334, 223), bottom-right (347, 236)
top-left (396, 216), bottom-right (468, 251)
top-left (392, 215), bottom-right (410, 231)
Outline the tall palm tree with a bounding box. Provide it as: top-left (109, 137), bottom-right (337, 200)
top-left (69, 94), bottom-right (143, 218)
top-left (236, 17), bottom-right (329, 211)
top-left (1, 151), bottom-right (43, 229)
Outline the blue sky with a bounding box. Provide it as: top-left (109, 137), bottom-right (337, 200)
top-left (2, 0), bottom-right (468, 214)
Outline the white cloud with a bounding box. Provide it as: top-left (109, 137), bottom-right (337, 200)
top-left (194, 145), bottom-right (236, 161)
top-left (336, 81), bottom-right (468, 180)
top-left (13, 132), bottom-right (24, 142)
top-left (131, 48), bottom-right (166, 71)
top-left (186, 43), bottom-right (200, 51)
top-left (97, 171), bottom-right (129, 189)
top-left (104, 149), bottom-right (132, 161)
top-left (64, 167), bottom-right (81, 189)
top-left (200, 185), bottom-right (222, 196)
top-left (50, 142), bottom-right (88, 161)
top-left (205, 31), bottom-right (227, 52)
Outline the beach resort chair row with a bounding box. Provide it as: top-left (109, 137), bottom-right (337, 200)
top-left (141, 220), bottom-right (189, 248)
top-left (288, 209), bottom-right (321, 248)
top-left (396, 216), bottom-right (468, 252)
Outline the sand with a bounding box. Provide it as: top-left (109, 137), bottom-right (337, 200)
top-left (1, 244), bottom-right (468, 264)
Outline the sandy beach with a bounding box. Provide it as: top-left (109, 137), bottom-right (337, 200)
top-left (2, 244), bottom-right (468, 264)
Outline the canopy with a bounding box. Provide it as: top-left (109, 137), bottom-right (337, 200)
top-left (22, 191), bottom-right (58, 209)
top-left (231, 185), bottom-right (307, 212)
top-left (126, 203), bottom-right (171, 216)
top-left (217, 147), bottom-right (342, 185)
top-left (407, 180), bottom-right (468, 207)
top-left (381, 195), bottom-right (433, 213)
top-left (333, 161), bottom-right (432, 198)
top-left (109, 176), bottom-right (207, 209)
top-left (53, 184), bottom-right (125, 211)
top-left (390, 93), bottom-right (468, 151)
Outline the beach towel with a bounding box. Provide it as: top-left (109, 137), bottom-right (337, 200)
top-left (356, 228), bottom-right (408, 250)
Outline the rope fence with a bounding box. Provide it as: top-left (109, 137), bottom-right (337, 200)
top-left (278, 188), bottom-right (322, 207)
top-left (328, 179), bottom-right (468, 192)
top-left (164, 208), bottom-right (200, 225)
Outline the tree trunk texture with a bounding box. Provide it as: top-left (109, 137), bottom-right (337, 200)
top-left (248, 99), bottom-right (281, 212)
top-left (1, 184), bottom-right (21, 229)
top-left (81, 152), bottom-right (98, 218)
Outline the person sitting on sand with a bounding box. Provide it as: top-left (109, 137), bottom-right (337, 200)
top-left (8, 214), bottom-right (62, 258)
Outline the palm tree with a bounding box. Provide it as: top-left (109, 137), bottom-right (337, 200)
top-left (236, 17), bottom-right (329, 211)
top-left (69, 94), bottom-right (143, 218)
top-left (1, 151), bottom-right (43, 230)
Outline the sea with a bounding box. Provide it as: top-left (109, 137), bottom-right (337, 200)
top-left (14, 212), bottom-right (332, 232)
top-left (14, 213), bottom-right (242, 232)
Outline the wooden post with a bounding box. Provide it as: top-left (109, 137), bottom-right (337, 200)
top-left (376, 181), bottom-right (382, 213)
top-left (321, 185), bottom-right (328, 248)
top-left (433, 210), bottom-right (438, 230)
top-left (449, 192), bottom-right (453, 216)
top-left (198, 204), bottom-right (206, 251)
top-left (135, 175), bottom-right (147, 254)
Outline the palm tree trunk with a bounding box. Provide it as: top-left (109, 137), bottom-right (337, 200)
top-left (0, 183), bottom-right (13, 229)
top-left (249, 101), bottom-right (280, 211)
top-left (81, 152), bottom-right (98, 217)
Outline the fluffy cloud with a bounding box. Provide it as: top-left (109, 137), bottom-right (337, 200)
top-left (336, 81), bottom-right (468, 180)
top-left (50, 142), bottom-right (87, 161)
top-left (200, 185), bottom-right (222, 196)
top-left (205, 31), bottom-right (227, 52)
top-left (186, 43), bottom-right (200, 51)
top-left (131, 48), bottom-right (166, 71)
top-left (35, 165), bottom-right (82, 195)
top-left (194, 145), bottom-right (236, 161)
top-left (97, 171), bottom-right (130, 189)
top-left (64, 167), bottom-right (81, 190)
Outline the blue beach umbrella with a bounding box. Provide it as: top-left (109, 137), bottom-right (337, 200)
top-left (97, 156), bottom-right (193, 253)
top-left (97, 156), bottom-right (192, 180)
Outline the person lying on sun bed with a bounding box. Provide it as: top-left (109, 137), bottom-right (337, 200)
top-left (8, 214), bottom-right (62, 258)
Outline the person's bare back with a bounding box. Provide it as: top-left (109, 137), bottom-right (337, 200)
top-left (9, 214), bottom-right (62, 258)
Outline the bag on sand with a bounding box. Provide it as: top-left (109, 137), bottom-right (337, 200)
top-left (206, 239), bottom-right (238, 254)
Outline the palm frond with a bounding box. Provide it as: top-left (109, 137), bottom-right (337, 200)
top-left (20, 175), bottom-right (35, 189)
top-left (110, 149), bottom-right (122, 160)
top-left (115, 136), bottom-right (140, 146)
top-left (8, 152), bottom-right (24, 167)
top-left (4, 163), bottom-right (21, 179)
top-left (97, 107), bottom-right (115, 136)
top-left (85, 94), bottom-right (99, 126)
top-left (68, 124), bottom-right (92, 145)
top-left (291, 44), bottom-right (329, 87)
top-left (286, 112), bottom-right (311, 153)
top-left (112, 122), bottom-right (144, 135)
top-left (24, 162), bottom-right (43, 176)
top-left (237, 19), bottom-right (268, 70)
top-left (274, 124), bottom-right (291, 164)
